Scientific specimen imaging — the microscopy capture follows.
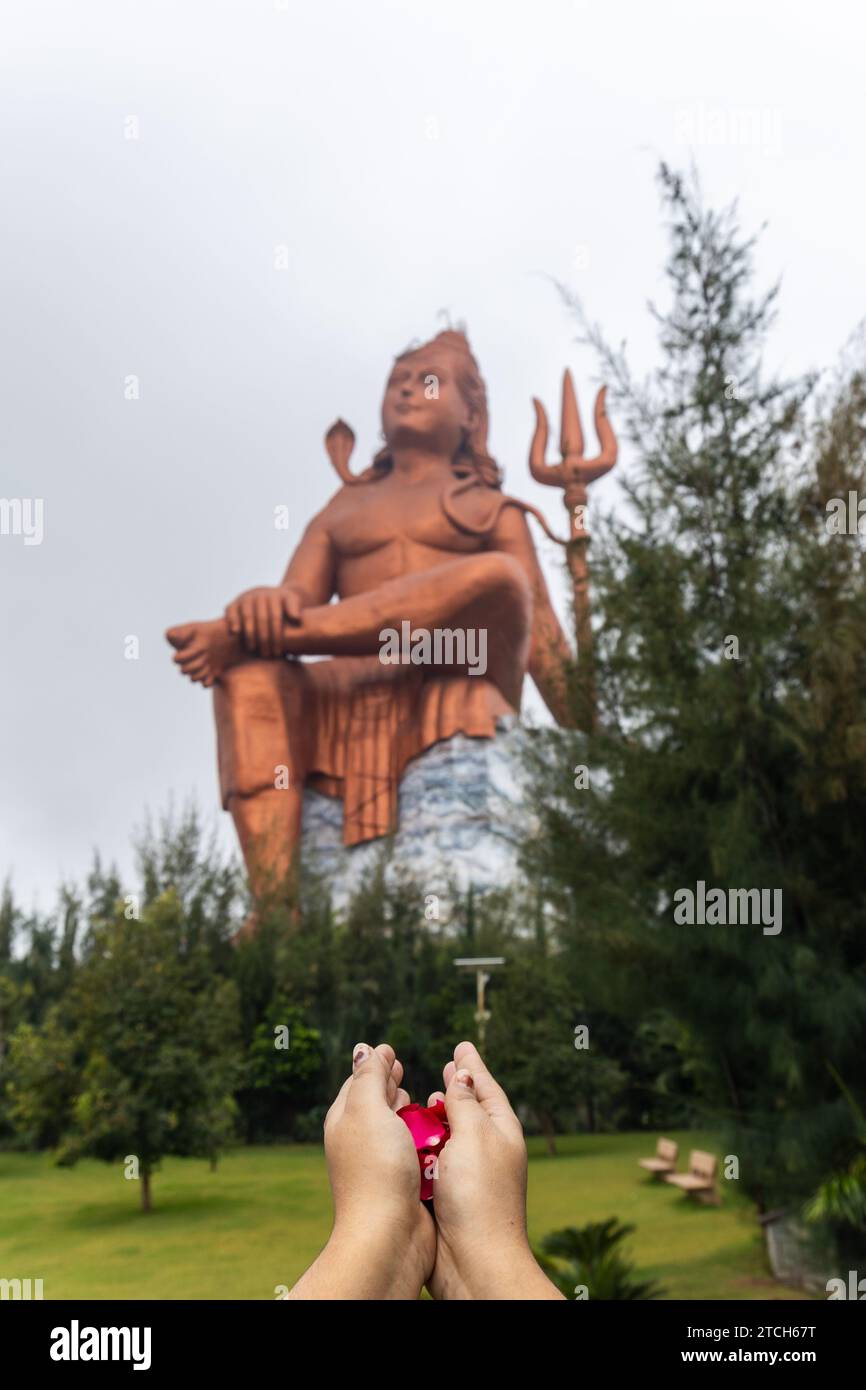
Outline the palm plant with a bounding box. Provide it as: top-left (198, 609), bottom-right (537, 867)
top-left (534, 1218), bottom-right (664, 1300)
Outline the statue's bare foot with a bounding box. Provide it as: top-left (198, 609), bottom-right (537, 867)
top-left (166, 619), bottom-right (243, 686)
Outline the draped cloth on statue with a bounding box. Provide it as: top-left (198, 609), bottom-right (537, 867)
top-left (214, 656), bottom-right (513, 846)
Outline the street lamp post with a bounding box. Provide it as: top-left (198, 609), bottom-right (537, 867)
top-left (454, 956), bottom-right (505, 1049)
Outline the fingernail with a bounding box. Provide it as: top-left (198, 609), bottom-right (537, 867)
top-left (352, 1044), bottom-right (369, 1067)
top-left (455, 1069), bottom-right (474, 1088)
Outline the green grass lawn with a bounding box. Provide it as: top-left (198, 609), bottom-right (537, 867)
top-left (0, 1131), bottom-right (813, 1300)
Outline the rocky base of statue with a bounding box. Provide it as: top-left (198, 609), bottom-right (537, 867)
top-left (300, 718), bottom-right (532, 917)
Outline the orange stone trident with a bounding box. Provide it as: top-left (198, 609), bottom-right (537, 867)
top-left (529, 372), bottom-right (617, 729)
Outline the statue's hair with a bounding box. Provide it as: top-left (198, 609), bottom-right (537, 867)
top-left (369, 329), bottom-right (503, 490)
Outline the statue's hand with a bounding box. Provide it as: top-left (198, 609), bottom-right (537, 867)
top-left (224, 585), bottom-right (304, 658)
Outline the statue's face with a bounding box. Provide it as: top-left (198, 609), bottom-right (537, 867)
top-left (381, 351), bottom-right (473, 456)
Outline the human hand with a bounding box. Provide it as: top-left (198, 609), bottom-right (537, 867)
top-left (425, 1041), bottom-right (563, 1300)
top-left (289, 1043), bottom-right (435, 1300)
top-left (224, 585), bottom-right (304, 658)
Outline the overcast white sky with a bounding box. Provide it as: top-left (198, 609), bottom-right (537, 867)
top-left (2, 0), bottom-right (865, 912)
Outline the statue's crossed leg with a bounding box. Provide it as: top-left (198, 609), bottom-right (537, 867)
top-left (167, 550), bottom-right (532, 705)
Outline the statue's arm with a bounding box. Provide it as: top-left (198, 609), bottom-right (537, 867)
top-left (225, 507), bottom-right (337, 656)
top-left (279, 511), bottom-right (337, 609)
top-left (490, 504), bottom-right (575, 727)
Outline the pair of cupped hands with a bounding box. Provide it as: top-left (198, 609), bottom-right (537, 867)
top-left (289, 1040), bottom-right (562, 1300)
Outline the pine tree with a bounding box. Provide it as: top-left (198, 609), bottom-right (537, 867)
top-left (527, 165), bottom-right (866, 1224)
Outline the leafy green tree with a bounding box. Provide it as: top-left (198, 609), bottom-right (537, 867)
top-left (486, 943), bottom-right (627, 1151)
top-left (16, 890), bottom-right (242, 1210)
top-left (5, 1010), bottom-right (79, 1148)
top-left (241, 1000), bottom-right (323, 1139)
top-left (0, 881), bottom-right (65, 1141)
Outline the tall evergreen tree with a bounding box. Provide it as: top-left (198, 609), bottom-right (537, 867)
top-left (528, 165), bottom-right (866, 1225)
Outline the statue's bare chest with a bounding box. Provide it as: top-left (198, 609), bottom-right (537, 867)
top-left (327, 480), bottom-right (483, 557)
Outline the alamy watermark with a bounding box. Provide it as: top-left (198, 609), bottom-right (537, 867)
top-left (674, 104), bottom-right (782, 156)
top-left (50, 1322), bottom-right (151, 1370)
top-left (1, 1277), bottom-right (44, 1299)
top-left (673, 881), bottom-right (782, 935)
top-left (379, 621), bottom-right (487, 676)
top-left (826, 1271), bottom-right (866, 1299)
top-left (1, 498), bottom-right (43, 545)
top-left (825, 492), bottom-right (866, 535)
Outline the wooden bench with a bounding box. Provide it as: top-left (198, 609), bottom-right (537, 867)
top-left (638, 1137), bottom-right (678, 1179)
top-left (664, 1149), bottom-right (719, 1205)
